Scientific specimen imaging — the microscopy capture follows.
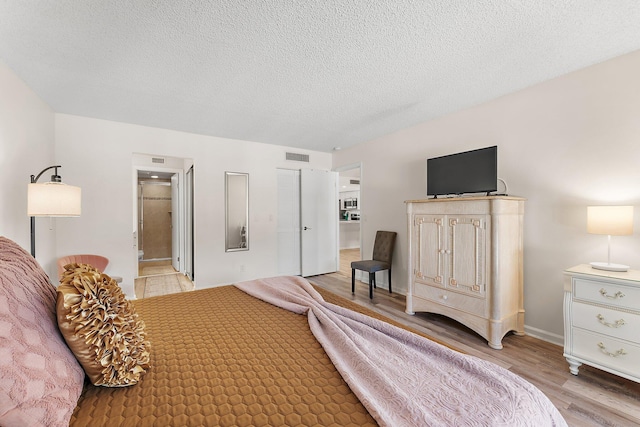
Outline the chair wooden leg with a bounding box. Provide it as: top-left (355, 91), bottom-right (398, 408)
top-left (369, 273), bottom-right (374, 299)
top-left (351, 269), bottom-right (355, 294)
top-left (388, 268), bottom-right (392, 294)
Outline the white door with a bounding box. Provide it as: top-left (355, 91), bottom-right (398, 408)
top-left (185, 166), bottom-right (194, 280)
top-left (277, 169), bottom-right (301, 275)
top-left (301, 169), bottom-right (339, 276)
top-left (171, 174), bottom-right (180, 272)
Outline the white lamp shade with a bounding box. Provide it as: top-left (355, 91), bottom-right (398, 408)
top-left (28, 182), bottom-right (81, 217)
top-left (587, 206), bottom-right (634, 236)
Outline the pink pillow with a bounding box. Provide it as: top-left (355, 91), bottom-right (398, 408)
top-left (0, 237), bottom-right (85, 427)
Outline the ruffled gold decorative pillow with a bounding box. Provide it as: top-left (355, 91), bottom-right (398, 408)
top-left (56, 263), bottom-right (150, 387)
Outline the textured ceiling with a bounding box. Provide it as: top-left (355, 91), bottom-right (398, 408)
top-left (1, 1), bottom-right (640, 152)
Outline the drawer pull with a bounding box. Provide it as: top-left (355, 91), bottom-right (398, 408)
top-left (597, 342), bottom-right (627, 358)
top-left (596, 314), bottom-right (626, 328)
top-left (599, 288), bottom-right (625, 299)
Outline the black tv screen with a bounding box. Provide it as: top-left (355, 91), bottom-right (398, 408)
top-left (427, 146), bottom-right (497, 196)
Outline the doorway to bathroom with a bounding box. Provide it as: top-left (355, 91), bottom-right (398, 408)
top-left (133, 154), bottom-right (194, 298)
top-left (137, 171), bottom-right (173, 268)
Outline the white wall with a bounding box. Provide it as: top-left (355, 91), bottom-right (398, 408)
top-left (333, 49), bottom-right (640, 343)
top-left (0, 62), bottom-right (57, 275)
top-left (4, 48), bottom-right (640, 343)
top-left (54, 114), bottom-right (332, 297)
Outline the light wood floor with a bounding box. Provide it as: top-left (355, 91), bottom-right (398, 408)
top-left (134, 260), bottom-right (195, 299)
top-left (339, 248), bottom-right (360, 276)
top-left (307, 271), bottom-right (640, 427)
top-left (132, 252), bottom-right (640, 424)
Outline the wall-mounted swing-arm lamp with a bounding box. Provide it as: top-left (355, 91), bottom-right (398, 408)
top-left (28, 165), bottom-right (81, 257)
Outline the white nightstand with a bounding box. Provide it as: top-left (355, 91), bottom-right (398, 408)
top-left (563, 265), bottom-right (640, 383)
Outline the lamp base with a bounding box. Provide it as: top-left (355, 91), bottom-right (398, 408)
top-left (590, 261), bottom-right (630, 272)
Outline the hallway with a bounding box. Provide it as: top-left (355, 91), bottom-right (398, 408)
top-left (134, 260), bottom-right (195, 299)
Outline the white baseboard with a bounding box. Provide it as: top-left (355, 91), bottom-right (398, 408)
top-left (524, 325), bottom-right (564, 347)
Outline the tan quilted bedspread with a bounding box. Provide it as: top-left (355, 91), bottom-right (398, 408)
top-left (236, 276), bottom-right (567, 427)
top-left (71, 285), bottom-right (387, 427)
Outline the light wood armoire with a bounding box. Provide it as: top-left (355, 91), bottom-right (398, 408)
top-left (405, 196), bottom-right (525, 349)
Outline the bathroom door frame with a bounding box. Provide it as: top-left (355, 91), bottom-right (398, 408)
top-left (133, 165), bottom-right (186, 278)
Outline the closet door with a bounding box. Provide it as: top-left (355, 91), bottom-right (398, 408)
top-left (300, 169), bottom-right (339, 277)
top-left (277, 169), bottom-right (301, 275)
top-left (277, 169), bottom-right (338, 277)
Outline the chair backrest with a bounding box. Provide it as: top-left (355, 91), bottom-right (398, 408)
top-left (372, 231), bottom-right (397, 265)
top-left (57, 254), bottom-right (109, 278)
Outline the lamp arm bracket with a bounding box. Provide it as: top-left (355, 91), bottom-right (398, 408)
top-left (31, 165), bottom-right (62, 183)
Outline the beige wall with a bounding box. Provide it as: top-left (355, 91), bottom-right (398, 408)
top-left (0, 59), bottom-right (332, 296)
top-left (333, 49), bottom-right (640, 343)
top-left (3, 48), bottom-right (640, 342)
top-left (0, 62), bottom-right (58, 277)
top-left (54, 114), bottom-right (332, 297)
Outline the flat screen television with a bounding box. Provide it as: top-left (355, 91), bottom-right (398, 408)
top-left (427, 146), bottom-right (497, 197)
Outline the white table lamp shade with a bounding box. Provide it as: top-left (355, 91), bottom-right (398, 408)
top-left (587, 205), bottom-right (634, 272)
top-left (587, 206), bottom-right (633, 236)
top-left (28, 182), bottom-right (81, 217)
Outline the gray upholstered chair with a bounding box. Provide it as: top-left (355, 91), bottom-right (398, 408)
top-left (351, 231), bottom-right (397, 299)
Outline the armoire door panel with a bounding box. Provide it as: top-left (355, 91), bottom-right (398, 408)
top-left (448, 215), bottom-right (487, 296)
top-left (414, 215), bottom-right (444, 286)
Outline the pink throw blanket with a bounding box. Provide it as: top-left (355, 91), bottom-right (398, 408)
top-left (235, 276), bottom-right (567, 427)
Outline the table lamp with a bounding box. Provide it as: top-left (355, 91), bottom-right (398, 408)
top-left (587, 205), bottom-right (634, 272)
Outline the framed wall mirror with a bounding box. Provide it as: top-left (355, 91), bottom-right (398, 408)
top-left (225, 172), bottom-right (249, 252)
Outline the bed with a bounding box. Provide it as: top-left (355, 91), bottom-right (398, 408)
top-left (0, 236), bottom-right (567, 426)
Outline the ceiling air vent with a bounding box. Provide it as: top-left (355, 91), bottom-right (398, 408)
top-left (285, 152), bottom-right (310, 162)
top-left (350, 179), bottom-right (360, 185)
top-left (151, 157), bottom-right (165, 164)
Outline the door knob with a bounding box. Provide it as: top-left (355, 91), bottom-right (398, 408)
top-left (303, 226), bottom-right (311, 230)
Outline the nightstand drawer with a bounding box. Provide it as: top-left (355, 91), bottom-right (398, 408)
top-left (572, 329), bottom-right (640, 378)
top-left (573, 278), bottom-right (640, 311)
top-left (572, 302), bottom-right (640, 343)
